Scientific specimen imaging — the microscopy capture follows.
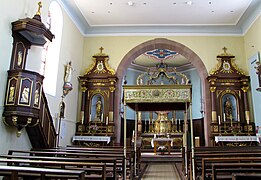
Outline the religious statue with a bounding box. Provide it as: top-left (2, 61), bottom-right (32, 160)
top-left (64, 61), bottom-right (73, 83)
top-left (95, 96), bottom-right (103, 120)
top-left (34, 88), bottom-right (39, 106)
top-left (224, 97), bottom-right (233, 121)
top-left (20, 86), bottom-right (29, 103)
top-left (8, 84), bottom-right (15, 102)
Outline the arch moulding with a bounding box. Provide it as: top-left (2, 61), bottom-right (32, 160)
top-left (114, 38), bottom-right (211, 146)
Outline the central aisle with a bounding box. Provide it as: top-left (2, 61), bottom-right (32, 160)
top-left (141, 163), bottom-right (181, 180)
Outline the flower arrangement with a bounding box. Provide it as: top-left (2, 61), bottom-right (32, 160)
top-left (89, 124), bottom-right (99, 133)
top-left (228, 124), bottom-right (241, 135)
top-left (157, 146), bottom-right (167, 152)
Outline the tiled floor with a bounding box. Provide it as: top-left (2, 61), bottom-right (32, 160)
top-left (141, 163), bottom-right (181, 180)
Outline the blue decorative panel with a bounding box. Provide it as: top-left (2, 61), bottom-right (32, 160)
top-left (145, 49), bottom-right (177, 60)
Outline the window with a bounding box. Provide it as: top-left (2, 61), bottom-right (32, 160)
top-left (42, 1), bottom-right (63, 96)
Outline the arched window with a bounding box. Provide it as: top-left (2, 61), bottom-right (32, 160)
top-left (41, 1), bottom-right (63, 96)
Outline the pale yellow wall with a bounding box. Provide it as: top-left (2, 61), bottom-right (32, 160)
top-left (0, 0), bottom-right (84, 152)
top-left (244, 14), bottom-right (261, 66)
top-left (46, 1), bottom-right (84, 146)
top-left (83, 36), bottom-right (246, 75)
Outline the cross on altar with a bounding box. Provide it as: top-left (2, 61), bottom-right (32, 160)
top-left (222, 46), bottom-right (227, 54)
top-left (99, 47), bottom-right (104, 54)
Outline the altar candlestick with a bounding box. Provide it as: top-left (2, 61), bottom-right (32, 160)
top-left (106, 116), bottom-right (108, 125)
top-left (81, 111), bottom-right (84, 124)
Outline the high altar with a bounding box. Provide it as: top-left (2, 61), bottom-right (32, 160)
top-left (123, 62), bottom-right (193, 177)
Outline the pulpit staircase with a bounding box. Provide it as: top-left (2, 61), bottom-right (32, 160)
top-left (26, 91), bottom-right (57, 148)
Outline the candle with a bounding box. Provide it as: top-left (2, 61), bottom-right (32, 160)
top-left (223, 113), bottom-right (226, 122)
top-left (101, 113), bottom-right (103, 121)
top-left (106, 116), bottom-right (108, 125)
top-left (172, 118), bottom-right (174, 124)
top-left (218, 115), bottom-right (221, 125)
top-left (238, 114), bottom-right (240, 122)
top-left (81, 111), bottom-right (84, 124)
top-left (89, 114), bottom-right (92, 121)
top-left (179, 119), bottom-right (180, 125)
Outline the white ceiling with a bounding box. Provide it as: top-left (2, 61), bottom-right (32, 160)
top-left (57, 0), bottom-right (261, 70)
top-left (59, 0), bottom-right (261, 36)
top-left (76, 0), bottom-right (250, 26)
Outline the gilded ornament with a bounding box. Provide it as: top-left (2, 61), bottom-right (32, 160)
top-left (104, 58), bottom-right (115, 75)
top-left (220, 61), bottom-right (234, 74)
top-left (210, 87), bottom-right (216, 92)
top-left (109, 87), bottom-right (115, 92)
top-left (94, 83), bottom-right (105, 86)
top-left (84, 58), bottom-right (96, 75)
top-left (231, 59), bottom-right (245, 75)
top-left (241, 86), bottom-right (249, 92)
top-left (209, 58), bottom-right (222, 75)
top-left (36, 2), bottom-right (42, 15)
top-left (94, 47), bottom-right (108, 56)
top-left (81, 87), bottom-right (87, 92)
top-left (218, 47), bottom-right (234, 57)
top-left (124, 86), bottom-right (191, 103)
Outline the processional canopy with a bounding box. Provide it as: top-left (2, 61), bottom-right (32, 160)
top-left (123, 62), bottom-right (192, 112)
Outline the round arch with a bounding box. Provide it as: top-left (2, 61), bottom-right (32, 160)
top-left (114, 38), bottom-right (211, 146)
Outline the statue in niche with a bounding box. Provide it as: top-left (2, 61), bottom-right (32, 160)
top-left (20, 86), bottom-right (29, 103)
top-left (8, 84), bottom-right (15, 102)
top-left (224, 97), bottom-right (233, 121)
top-left (34, 88), bottom-right (39, 106)
top-left (95, 96), bottom-right (103, 120)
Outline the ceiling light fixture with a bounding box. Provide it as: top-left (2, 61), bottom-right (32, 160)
top-left (186, 1), bottom-right (193, 5)
top-left (128, 1), bottom-right (134, 6)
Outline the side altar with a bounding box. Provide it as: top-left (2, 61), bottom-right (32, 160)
top-left (207, 48), bottom-right (256, 147)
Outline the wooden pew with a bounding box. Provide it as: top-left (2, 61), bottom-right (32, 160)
top-left (32, 147), bottom-right (135, 173)
top-left (0, 155), bottom-right (116, 179)
top-left (212, 163), bottom-right (261, 180)
top-left (232, 173), bottom-right (261, 180)
top-left (189, 147), bottom-right (261, 180)
top-left (202, 157), bottom-right (261, 180)
top-left (0, 165), bottom-right (85, 180)
top-left (8, 149), bottom-right (129, 179)
top-left (0, 158), bottom-right (106, 179)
